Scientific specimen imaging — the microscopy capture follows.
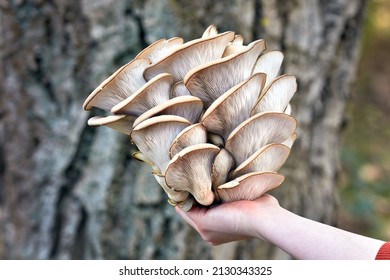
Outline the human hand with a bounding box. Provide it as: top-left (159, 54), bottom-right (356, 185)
top-left (175, 194), bottom-right (280, 245)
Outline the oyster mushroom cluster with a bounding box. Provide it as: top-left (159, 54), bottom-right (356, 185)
top-left (82, 25), bottom-right (298, 211)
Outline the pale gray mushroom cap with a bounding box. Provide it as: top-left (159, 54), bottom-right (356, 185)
top-left (211, 148), bottom-right (235, 196)
top-left (225, 112), bottom-right (297, 165)
top-left (282, 132), bottom-right (298, 149)
top-left (130, 115), bottom-right (190, 174)
top-left (222, 34), bottom-right (245, 57)
top-left (165, 143), bottom-right (220, 206)
top-left (132, 96), bottom-right (203, 128)
top-left (251, 74), bottom-right (297, 115)
top-left (184, 39), bottom-right (266, 108)
top-left (217, 171), bottom-right (285, 202)
top-left (284, 103), bottom-right (292, 115)
top-left (252, 50), bottom-right (284, 89)
top-left (83, 58), bottom-right (150, 111)
top-left (201, 24), bottom-right (219, 38)
top-left (230, 143), bottom-right (291, 178)
top-left (135, 37), bottom-right (184, 64)
top-left (171, 81), bottom-right (192, 98)
top-left (144, 31), bottom-right (235, 82)
top-left (111, 73), bottom-right (173, 115)
top-left (201, 72), bottom-right (266, 142)
top-left (87, 115), bottom-right (135, 135)
top-left (169, 123), bottom-right (208, 158)
top-left (153, 174), bottom-right (190, 205)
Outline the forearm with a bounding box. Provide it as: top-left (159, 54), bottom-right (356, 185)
top-left (256, 206), bottom-right (385, 259)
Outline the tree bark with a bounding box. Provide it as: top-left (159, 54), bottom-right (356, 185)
top-left (0, 0), bottom-right (366, 259)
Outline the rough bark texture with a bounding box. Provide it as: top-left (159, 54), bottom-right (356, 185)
top-left (0, 0), bottom-right (366, 259)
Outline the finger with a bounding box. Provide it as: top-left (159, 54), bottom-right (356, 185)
top-left (175, 206), bottom-right (201, 231)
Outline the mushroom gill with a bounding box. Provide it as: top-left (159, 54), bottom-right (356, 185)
top-left (87, 115), bottom-right (135, 135)
top-left (144, 31), bottom-right (235, 82)
top-left (132, 96), bottom-right (203, 128)
top-left (130, 115), bottom-right (190, 175)
top-left (165, 143), bottom-right (220, 206)
top-left (225, 112), bottom-right (297, 166)
top-left (217, 172), bottom-right (285, 202)
top-left (169, 123), bottom-right (208, 158)
top-left (184, 39), bottom-right (266, 108)
top-left (111, 73), bottom-right (173, 115)
top-left (251, 74), bottom-right (297, 115)
top-left (253, 50), bottom-right (284, 89)
top-left (230, 143), bottom-right (291, 178)
top-left (201, 72), bottom-right (266, 142)
top-left (83, 58), bottom-right (151, 111)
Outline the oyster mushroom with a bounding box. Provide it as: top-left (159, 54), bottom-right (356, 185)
top-left (230, 143), bottom-right (291, 178)
top-left (201, 72), bottom-right (266, 142)
top-left (171, 81), bottom-right (191, 98)
top-left (284, 103), bottom-right (292, 115)
top-left (252, 50), bottom-right (284, 89)
top-left (135, 37), bottom-right (184, 63)
top-left (211, 148), bottom-right (235, 198)
top-left (87, 115), bottom-right (135, 135)
top-left (165, 143), bottom-right (220, 206)
top-left (225, 112), bottom-right (297, 165)
top-left (217, 171), bottom-right (285, 202)
top-left (130, 115), bottom-right (190, 174)
top-left (144, 30), bottom-right (235, 82)
top-left (132, 96), bottom-right (203, 128)
top-left (222, 34), bottom-right (245, 57)
top-left (282, 132), bottom-right (298, 148)
top-left (153, 174), bottom-right (191, 208)
top-left (83, 58), bottom-right (151, 111)
top-left (169, 123), bottom-right (207, 158)
top-left (251, 75), bottom-right (297, 115)
top-left (111, 73), bottom-right (173, 115)
top-left (201, 24), bottom-right (219, 38)
top-left (184, 39), bottom-right (266, 107)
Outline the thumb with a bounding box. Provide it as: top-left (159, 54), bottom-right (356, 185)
top-left (175, 206), bottom-right (207, 231)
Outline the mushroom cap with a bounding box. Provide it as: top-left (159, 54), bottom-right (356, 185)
top-left (175, 196), bottom-right (196, 212)
top-left (207, 132), bottom-right (225, 147)
top-left (111, 73), bottom-right (173, 115)
top-left (144, 31), bottom-right (235, 82)
top-left (83, 58), bottom-right (150, 111)
top-left (225, 112), bottom-right (297, 165)
top-left (282, 132), bottom-right (298, 148)
top-left (284, 103), bottom-right (292, 115)
top-left (230, 143), bottom-right (291, 178)
top-left (252, 50), bottom-right (284, 89)
top-left (217, 171), bottom-right (285, 202)
top-left (132, 95), bottom-right (203, 128)
top-left (130, 115), bottom-right (190, 173)
top-left (202, 24), bottom-right (219, 38)
top-left (222, 34), bottom-right (245, 57)
top-left (251, 75), bottom-right (297, 115)
top-left (165, 143), bottom-right (220, 206)
top-left (169, 123), bottom-right (207, 158)
top-left (87, 115), bottom-right (135, 135)
top-left (184, 39), bottom-right (266, 108)
top-left (153, 174), bottom-right (190, 203)
top-left (211, 148), bottom-right (235, 194)
top-left (171, 81), bottom-right (191, 98)
top-left (201, 72), bottom-right (266, 141)
top-left (135, 37), bottom-right (184, 63)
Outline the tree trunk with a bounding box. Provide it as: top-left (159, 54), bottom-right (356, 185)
top-left (0, 0), bottom-right (366, 259)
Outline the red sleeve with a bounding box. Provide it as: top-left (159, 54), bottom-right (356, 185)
top-left (375, 242), bottom-right (390, 260)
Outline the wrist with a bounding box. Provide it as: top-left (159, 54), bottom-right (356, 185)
top-left (251, 196), bottom-right (286, 242)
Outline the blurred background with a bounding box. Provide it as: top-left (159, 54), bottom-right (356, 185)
top-left (0, 0), bottom-right (389, 259)
top-left (339, 0), bottom-right (390, 241)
